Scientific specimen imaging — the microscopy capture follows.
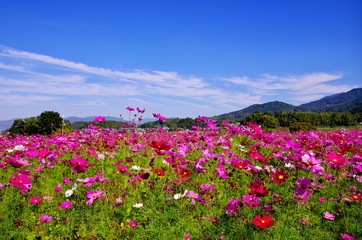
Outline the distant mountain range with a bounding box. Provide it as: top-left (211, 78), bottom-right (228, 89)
top-left (1, 88), bottom-right (361, 130)
top-left (212, 88), bottom-right (362, 121)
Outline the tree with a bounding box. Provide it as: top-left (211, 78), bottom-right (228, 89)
top-left (38, 111), bottom-right (63, 135)
top-left (8, 119), bottom-right (25, 135)
top-left (23, 117), bottom-right (41, 135)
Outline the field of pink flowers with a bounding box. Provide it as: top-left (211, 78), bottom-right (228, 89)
top-left (0, 115), bottom-right (361, 239)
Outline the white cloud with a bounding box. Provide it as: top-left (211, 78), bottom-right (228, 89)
top-left (223, 72), bottom-right (358, 100)
top-left (0, 46), bottom-right (261, 113)
top-left (0, 94), bottom-right (60, 105)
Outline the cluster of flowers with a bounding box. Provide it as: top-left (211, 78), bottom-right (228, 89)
top-left (0, 112), bottom-right (361, 239)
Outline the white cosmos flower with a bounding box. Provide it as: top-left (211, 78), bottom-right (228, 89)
top-left (131, 165), bottom-right (142, 171)
top-left (284, 163), bottom-right (293, 168)
top-left (65, 190), bottom-right (74, 198)
top-left (173, 194), bottom-right (182, 200)
top-left (14, 145), bottom-right (26, 150)
top-left (133, 203), bottom-right (144, 208)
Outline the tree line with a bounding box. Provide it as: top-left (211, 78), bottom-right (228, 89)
top-left (240, 111), bottom-right (362, 129)
top-left (6, 110), bottom-right (361, 135)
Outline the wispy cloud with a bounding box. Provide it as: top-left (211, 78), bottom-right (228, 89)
top-left (0, 94), bottom-right (60, 105)
top-left (1, 46), bottom-right (358, 120)
top-left (224, 72), bottom-right (359, 102)
top-left (0, 46), bottom-right (259, 115)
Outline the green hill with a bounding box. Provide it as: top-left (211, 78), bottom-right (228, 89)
top-left (212, 101), bottom-right (298, 121)
top-left (212, 88), bottom-right (362, 121)
top-left (299, 88), bottom-right (362, 113)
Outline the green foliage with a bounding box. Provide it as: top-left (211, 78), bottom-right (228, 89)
top-left (38, 111), bottom-right (63, 135)
top-left (289, 122), bottom-right (317, 132)
top-left (241, 112), bottom-right (278, 129)
top-left (8, 111), bottom-right (70, 135)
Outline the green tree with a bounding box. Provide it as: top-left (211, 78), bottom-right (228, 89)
top-left (8, 119), bottom-right (25, 135)
top-left (38, 111), bottom-right (63, 135)
top-left (23, 117), bottom-right (42, 135)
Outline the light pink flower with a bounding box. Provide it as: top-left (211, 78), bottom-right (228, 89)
top-left (323, 212), bottom-right (335, 220)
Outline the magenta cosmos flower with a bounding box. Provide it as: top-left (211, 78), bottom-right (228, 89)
top-left (93, 116), bottom-right (105, 122)
top-left (59, 201), bottom-right (73, 209)
top-left (129, 221), bottom-right (138, 227)
top-left (341, 234), bottom-right (355, 240)
top-left (85, 190), bottom-right (106, 205)
top-left (39, 215), bottom-right (53, 222)
top-left (30, 197), bottom-right (42, 204)
top-left (9, 172), bottom-right (32, 191)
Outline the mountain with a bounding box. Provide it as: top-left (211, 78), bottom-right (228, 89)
top-left (299, 88), bottom-right (362, 113)
top-left (0, 119), bottom-right (16, 131)
top-left (212, 101), bottom-right (298, 120)
top-left (212, 88), bottom-right (362, 121)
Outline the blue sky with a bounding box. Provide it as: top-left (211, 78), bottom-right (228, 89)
top-left (0, 0), bottom-right (361, 120)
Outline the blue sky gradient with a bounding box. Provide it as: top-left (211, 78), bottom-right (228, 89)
top-left (0, 0), bottom-right (361, 120)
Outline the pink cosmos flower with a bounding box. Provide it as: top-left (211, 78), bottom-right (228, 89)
top-left (59, 201), bottom-right (73, 209)
top-left (69, 157), bottom-right (92, 173)
top-left (186, 190), bottom-right (200, 205)
top-left (85, 190), bottom-right (106, 205)
top-left (215, 165), bottom-right (229, 179)
top-left (54, 183), bottom-right (62, 191)
top-left (327, 152), bottom-right (346, 165)
top-left (30, 197), bottom-right (42, 204)
top-left (93, 116), bottom-right (105, 122)
top-left (129, 221), bottom-right (138, 227)
top-left (323, 212), bottom-right (335, 220)
top-left (341, 234), bottom-right (355, 240)
top-left (184, 233), bottom-right (191, 239)
top-left (136, 107), bottom-right (145, 113)
top-left (126, 106), bottom-right (134, 111)
top-left (64, 177), bottom-right (70, 184)
top-left (9, 172), bottom-right (32, 191)
top-left (152, 113), bottom-right (166, 122)
top-left (39, 215), bottom-right (53, 222)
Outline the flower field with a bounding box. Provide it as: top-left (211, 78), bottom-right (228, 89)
top-left (0, 117), bottom-right (361, 240)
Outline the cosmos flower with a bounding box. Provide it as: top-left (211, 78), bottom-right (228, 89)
top-left (59, 201), bottom-right (73, 209)
top-left (323, 212), bottom-right (335, 220)
top-left (85, 190), bottom-right (106, 205)
top-left (9, 173), bottom-right (32, 191)
top-left (129, 221), bottom-right (138, 227)
top-left (39, 215), bottom-right (53, 222)
top-left (30, 197), bottom-right (42, 204)
top-left (271, 169), bottom-right (289, 185)
top-left (252, 215), bottom-right (275, 229)
top-left (93, 116), bottom-right (106, 122)
top-left (341, 234), bottom-right (355, 240)
top-left (133, 203), bottom-right (144, 208)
